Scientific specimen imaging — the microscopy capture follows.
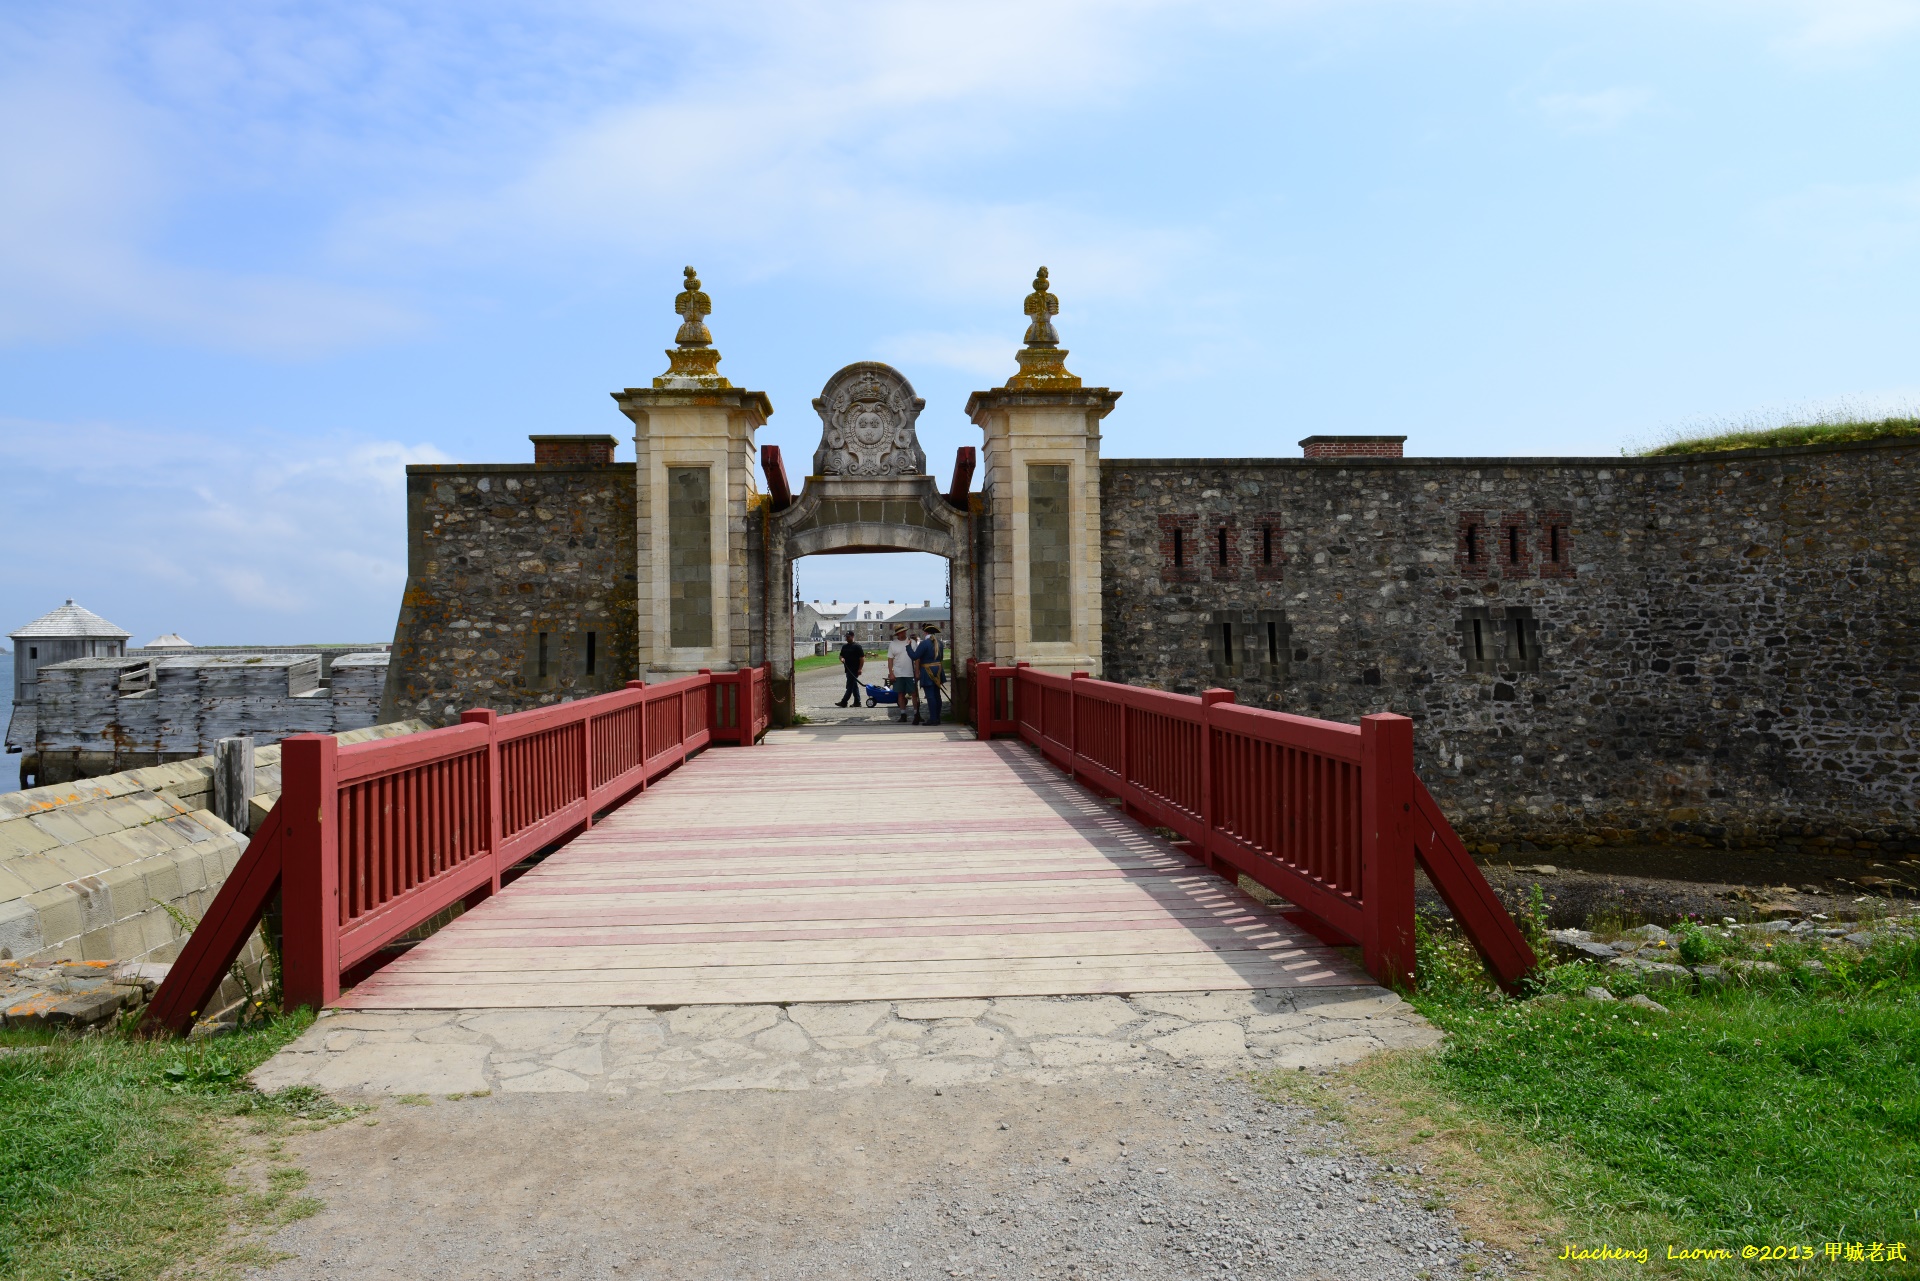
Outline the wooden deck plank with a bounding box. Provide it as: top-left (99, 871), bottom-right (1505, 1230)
top-left (339, 729), bottom-right (1369, 1009)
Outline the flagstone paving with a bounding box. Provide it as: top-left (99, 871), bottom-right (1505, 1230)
top-left (252, 988), bottom-right (1439, 1098)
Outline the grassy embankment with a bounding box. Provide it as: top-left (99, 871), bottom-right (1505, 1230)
top-left (1265, 907), bottom-right (1920, 1277)
top-left (1639, 414), bottom-right (1918, 456)
top-left (0, 1011), bottom-right (370, 1281)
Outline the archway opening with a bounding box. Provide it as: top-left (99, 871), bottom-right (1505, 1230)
top-left (791, 550), bottom-right (952, 723)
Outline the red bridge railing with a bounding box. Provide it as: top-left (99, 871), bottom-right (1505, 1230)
top-left (144, 665), bottom-right (770, 1036)
top-left (970, 660), bottom-right (1536, 992)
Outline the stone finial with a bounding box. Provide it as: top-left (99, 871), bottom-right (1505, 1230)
top-left (673, 266), bottom-right (712, 347)
top-left (656, 265), bottom-right (731, 389)
top-left (1005, 265), bottom-right (1081, 389)
top-left (1022, 266), bottom-right (1061, 347)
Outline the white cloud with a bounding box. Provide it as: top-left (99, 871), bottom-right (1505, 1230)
top-left (0, 417), bottom-right (446, 641)
top-left (337, 0), bottom-right (1197, 303)
top-left (0, 67), bottom-right (420, 354)
top-left (1534, 85), bottom-right (1655, 134)
top-left (1772, 0), bottom-right (1920, 51)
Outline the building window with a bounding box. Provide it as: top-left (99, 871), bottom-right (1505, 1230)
top-left (1159, 514), bottom-right (1199, 583)
top-left (1456, 512), bottom-right (1488, 578)
top-left (1205, 612), bottom-right (1243, 679)
top-left (1254, 520), bottom-right (1285, 582)
top-left (1539, 511), bottom-right (1575, 579)
top-left (1458, 606), bottom-right (1542, 674)
top-left (1498, 512), bottom-right (1534, 578)
top-left (1027, 464), bottom-right (1072, 643)
top-left (1209, 523), bottom-right (1238, 581)
top-left (668, 466), bottom-right (714, 648)
top-left (1502, 608), bottom-right (1543, 671)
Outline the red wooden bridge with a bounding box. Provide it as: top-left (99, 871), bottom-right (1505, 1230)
top-left (145, 663), bottom-right (1534, 1034)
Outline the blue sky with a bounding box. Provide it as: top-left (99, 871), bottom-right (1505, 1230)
top-left (3, 0), bottom-right (1918, 645)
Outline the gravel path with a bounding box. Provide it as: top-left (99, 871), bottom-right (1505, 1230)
top-left (243, 992), bottom-right (1493, 1278)
top-left (248, 1069), bottom-right (1494, 1280)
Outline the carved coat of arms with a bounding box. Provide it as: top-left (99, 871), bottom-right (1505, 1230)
top-left (811, 363), bottom-right (927, 477)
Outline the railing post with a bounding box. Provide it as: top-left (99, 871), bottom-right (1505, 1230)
top-left (461, 709), bottom-right (503, 895)
top-left (579, 705), bottom-right (595, 828)
top-left (1360, 712), bottom-right (1417, 990)
top-left (626, 681), bottom-right (646, 780)
top-left (1198, 689), bottom-right (1234, 877)
top-left (279, 733), bottom-right (340, 1012)
top-left (1069, 671), bottom-right (1089, 780)
top-left (975, 660), bottom-right (990, 741)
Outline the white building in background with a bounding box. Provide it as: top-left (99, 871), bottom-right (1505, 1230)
top-left (6, 600), bottom-right (133, 758)
top-left (791, 599), bottom-right (948, 656)
top-left (4, 598), bottom-right (390, 788)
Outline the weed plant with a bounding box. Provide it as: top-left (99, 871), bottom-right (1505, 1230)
top-left (0, 1011), bottom-right (330, 1281)
top-left (1407, 915), bottom-right (1920, 1272)
top-left (1637, 412), bottom-right (1918, 457)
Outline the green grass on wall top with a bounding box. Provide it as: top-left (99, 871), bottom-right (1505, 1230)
top-left (1638, 415), bottom-right (1919, 456)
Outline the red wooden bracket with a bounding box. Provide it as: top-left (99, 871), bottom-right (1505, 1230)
top-left (141, 805), bottom-right (286, 1037)
top-left (762, 444), bottom-right (793, 511)
top-left (1412, 777), bottom-right (1539, 992)
top-left (946, 447), bottom-right (976, 507)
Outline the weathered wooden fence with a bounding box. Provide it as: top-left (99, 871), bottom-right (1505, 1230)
top-left (143, 666), bottom-right (771, 1035)
top-left (970, 660), bottom-right (1536, 991)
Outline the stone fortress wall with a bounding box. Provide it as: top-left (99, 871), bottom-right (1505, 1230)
top-left (371, 271), bottom-right (1914, 859)
top-left (379, 437), bottom-right (638, 725)
top-left (1100, 437), bottom-right (1917, 854)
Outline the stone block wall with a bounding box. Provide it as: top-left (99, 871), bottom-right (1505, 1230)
top-left (382, 461), bottom-right (638, 725)
top-left (1099, 438), bottom-right (1917, 853)
top-left (0, 721), bottom-right (427, 1022)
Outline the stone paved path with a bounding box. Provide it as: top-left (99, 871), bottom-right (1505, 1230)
top-left (253, 988), bottom-right (1438, 1097)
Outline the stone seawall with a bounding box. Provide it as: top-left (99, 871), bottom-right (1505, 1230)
top-left (382, 462), bottom-right (638, 725)
top-left (1098, 438), bottom-right (1917, 853)
top-left (0, 720), bottom-right (427, 1026)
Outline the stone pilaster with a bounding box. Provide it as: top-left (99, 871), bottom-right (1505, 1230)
top-left (611, 268), bottom-right (772, 679)
top-left (965, 269), bottom-right (1117, 675)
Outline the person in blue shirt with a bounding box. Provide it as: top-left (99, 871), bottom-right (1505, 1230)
top-left (913, 624), bottom-right (945, 726)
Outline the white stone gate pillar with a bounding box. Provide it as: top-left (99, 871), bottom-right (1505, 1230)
top-left (966, 269), bottom-right (1119, 675)
top-left (612, 268), bottom-right (772, 679)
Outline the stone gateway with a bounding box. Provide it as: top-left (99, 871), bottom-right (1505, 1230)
top-left (381, 267), bottom-right (1917, 857)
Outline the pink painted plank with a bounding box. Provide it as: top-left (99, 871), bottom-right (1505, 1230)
top-left (343, 732), bottom-right (1371, 1008)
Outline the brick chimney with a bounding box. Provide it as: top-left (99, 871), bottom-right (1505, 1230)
top-left (530, 434), bottom-right (619, 467)
top-left (1299, 435), bottom-right (1406, 459)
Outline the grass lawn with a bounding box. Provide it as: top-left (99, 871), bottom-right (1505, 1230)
top-left (1264, 911), bottom-right (1920, 1277)
top-left (1641, 415), bottom-right (1918, 456)
top-left (0, 1011), bottom-right (364, 1281)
